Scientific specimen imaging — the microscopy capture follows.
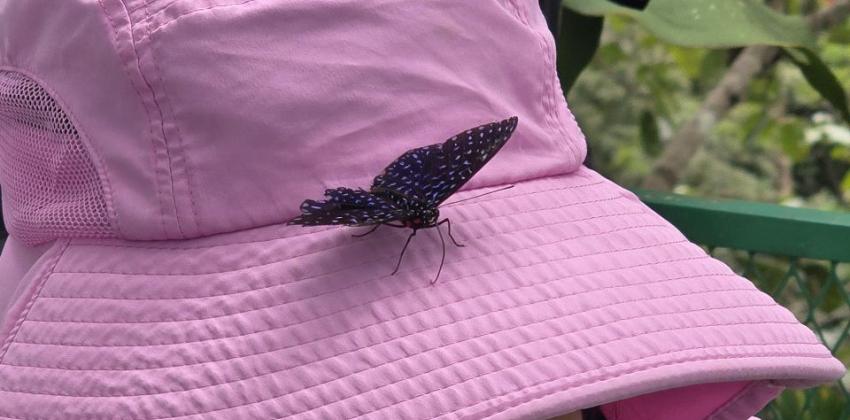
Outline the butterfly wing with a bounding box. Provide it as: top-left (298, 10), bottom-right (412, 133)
top-left (288, 187), bottom-right (403, 226)
top-left (371, 116), bottom-right (518, 206)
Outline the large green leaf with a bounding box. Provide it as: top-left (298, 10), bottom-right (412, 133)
top-left (560, 0), bottom-right (850, 126)
top-left (557, 7), bottom-right (604, 95)
top-left (562, 0), bottom-right (816, 49)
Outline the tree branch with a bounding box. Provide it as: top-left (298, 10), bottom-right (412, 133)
top-left (809, 0), bottom-right (850, 30)
top-left (641, 0), bottom-right (850, 190)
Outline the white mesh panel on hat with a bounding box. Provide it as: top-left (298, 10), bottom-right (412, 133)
top-left (0, 70), bottom-right (114, 245)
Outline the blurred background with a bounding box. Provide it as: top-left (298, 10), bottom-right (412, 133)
top-left (567, 0), bottom-right (850, 209)
top-left (549, 0), bottom-right (850, 418)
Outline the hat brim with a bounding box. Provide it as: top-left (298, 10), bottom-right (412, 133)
top-left (0, 166), bottom-right (843, 419)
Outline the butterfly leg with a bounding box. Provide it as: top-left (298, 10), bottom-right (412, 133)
top-left (352, 224), bottom-right (381, 238)
top-left (391, 229), bottom-right (417, 276)
top-left (437, 218), bottom-right (464, 247)
top-left (431, 224), bottom-right (447, 285)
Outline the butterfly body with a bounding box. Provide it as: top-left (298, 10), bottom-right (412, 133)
top-left (288, 116), bottom-right (519, 283)
top-left (370, 188), bottom-right (440, 229)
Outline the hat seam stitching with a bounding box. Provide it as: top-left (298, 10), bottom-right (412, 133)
top-left (0, 240), bottom-right (70, 364)
top-left (0, 343), bottom-right (827, 415)
top-left (58, 170), bottom-right (601, 250)
top-left (56, 178), bottom-right (610, 254)
top-left (524, 0), bottom-right (581, 169)
top-left (39, 209), bottom-right (654, 300)
top-left (8, 289), bottom-right (777, 369)
top-left (25, 268), bottom-right (743, 327)
top-left (113, 0), bottom-right (184, 240)
top-left (52, 189), bottom-right (628, 275)
top-left (15, 256), bottom-right (723, 358)
top-left (43, 207), bottom-right (643, 300)
top-left (95, 0), bottom-right (156, 239)
top-left (141, 1), bottom-right (187, 239)
top-left (97, 0), bottom-right (171, 239)
top-left (146, 19), bottom-right (201, 236)
top-left (502, 0), bottom-right (580, 169)
top-left (50, 214), bottom-right (676, 277)
top-left (470, 352), bottom-right (836, 420)
top-left (351, 342), bottom-right (828, 420)
top-left (59, 179), bottom-right (616, 258)
top-left (10, 271), bottom-right (750, 372)
top-left (138, 0), bottom-right (259, 41)
top-left (544, 16), bottom-right (582, 168)
top-left (0, 354), bottom-right (834, 420)
top-left (0, 319), bottom-right (820, 399)
top-left (127, 0), bottom-right (177, 20)
top-left (16, 238), bottom-right (705, 349)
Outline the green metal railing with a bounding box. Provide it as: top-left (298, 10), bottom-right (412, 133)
top-left (635, 189), bottom-right (850, 420)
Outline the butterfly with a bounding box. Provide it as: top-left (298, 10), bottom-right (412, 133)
top-left (288, 116), bottom-right (519, 283)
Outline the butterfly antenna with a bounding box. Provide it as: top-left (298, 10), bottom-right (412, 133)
top-left (391, 229), bottom-right (417, 275)
top-left (432, 224), bottom-right (447, 285)
top-left (443, 185), bottom-right (514, 207)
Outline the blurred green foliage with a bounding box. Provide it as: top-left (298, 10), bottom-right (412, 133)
top-left (564, 1), bottom-right (850, 211)
top-left (564, 0), bottom-right (816, 49)
top-left (556, 1), bottom-right (850, 418)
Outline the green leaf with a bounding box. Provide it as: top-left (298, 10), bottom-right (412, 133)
top-left (639, 110), bottom-right (662, 157)
top-left (557, 7), bottom-right (604, 95)
top-left (562, 0), bottom-right (817, 49)
top-left (784, 47), bottom-right (850, 124)
top-left (560, 0), bottom-right (849, 128)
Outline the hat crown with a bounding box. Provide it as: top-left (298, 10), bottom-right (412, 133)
top-left (0, 0), bottom-right (586, 242)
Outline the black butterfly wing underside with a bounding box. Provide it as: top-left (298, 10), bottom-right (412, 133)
top-left (371, 116), bottom-right (518, 206)
top-left (288, 187), bottom-right (403, 226)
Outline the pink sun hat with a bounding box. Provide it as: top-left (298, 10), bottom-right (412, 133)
top-left (0, 0), bottom-right (844, 419)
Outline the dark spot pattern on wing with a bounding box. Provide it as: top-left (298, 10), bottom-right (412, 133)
top-left (371, 116), bottom-right (518, 206)
top-left (288, 187), bottom-right (402, 226)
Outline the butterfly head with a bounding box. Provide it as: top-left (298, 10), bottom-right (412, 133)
top-left (403, 207), bottom-right (439, 229)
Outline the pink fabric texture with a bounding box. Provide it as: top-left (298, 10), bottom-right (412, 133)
top-left (0, 237), bottom-right (52, 327)
top-left (600, 381), bottom-right (779, 420)
top-left (0, 0), bottom-right (845, 419)
top-left (0, 171), bottom-right (843, 419)
top-left (0, 71), bottom-right (115, 245)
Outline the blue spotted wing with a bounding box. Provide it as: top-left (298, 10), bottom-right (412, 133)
top-left (287, 187), bottom-right (403, 226)
top-left (370, 116), bottom-right (518, 205)
top-left (289, 117), bottom-right (518, 228)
